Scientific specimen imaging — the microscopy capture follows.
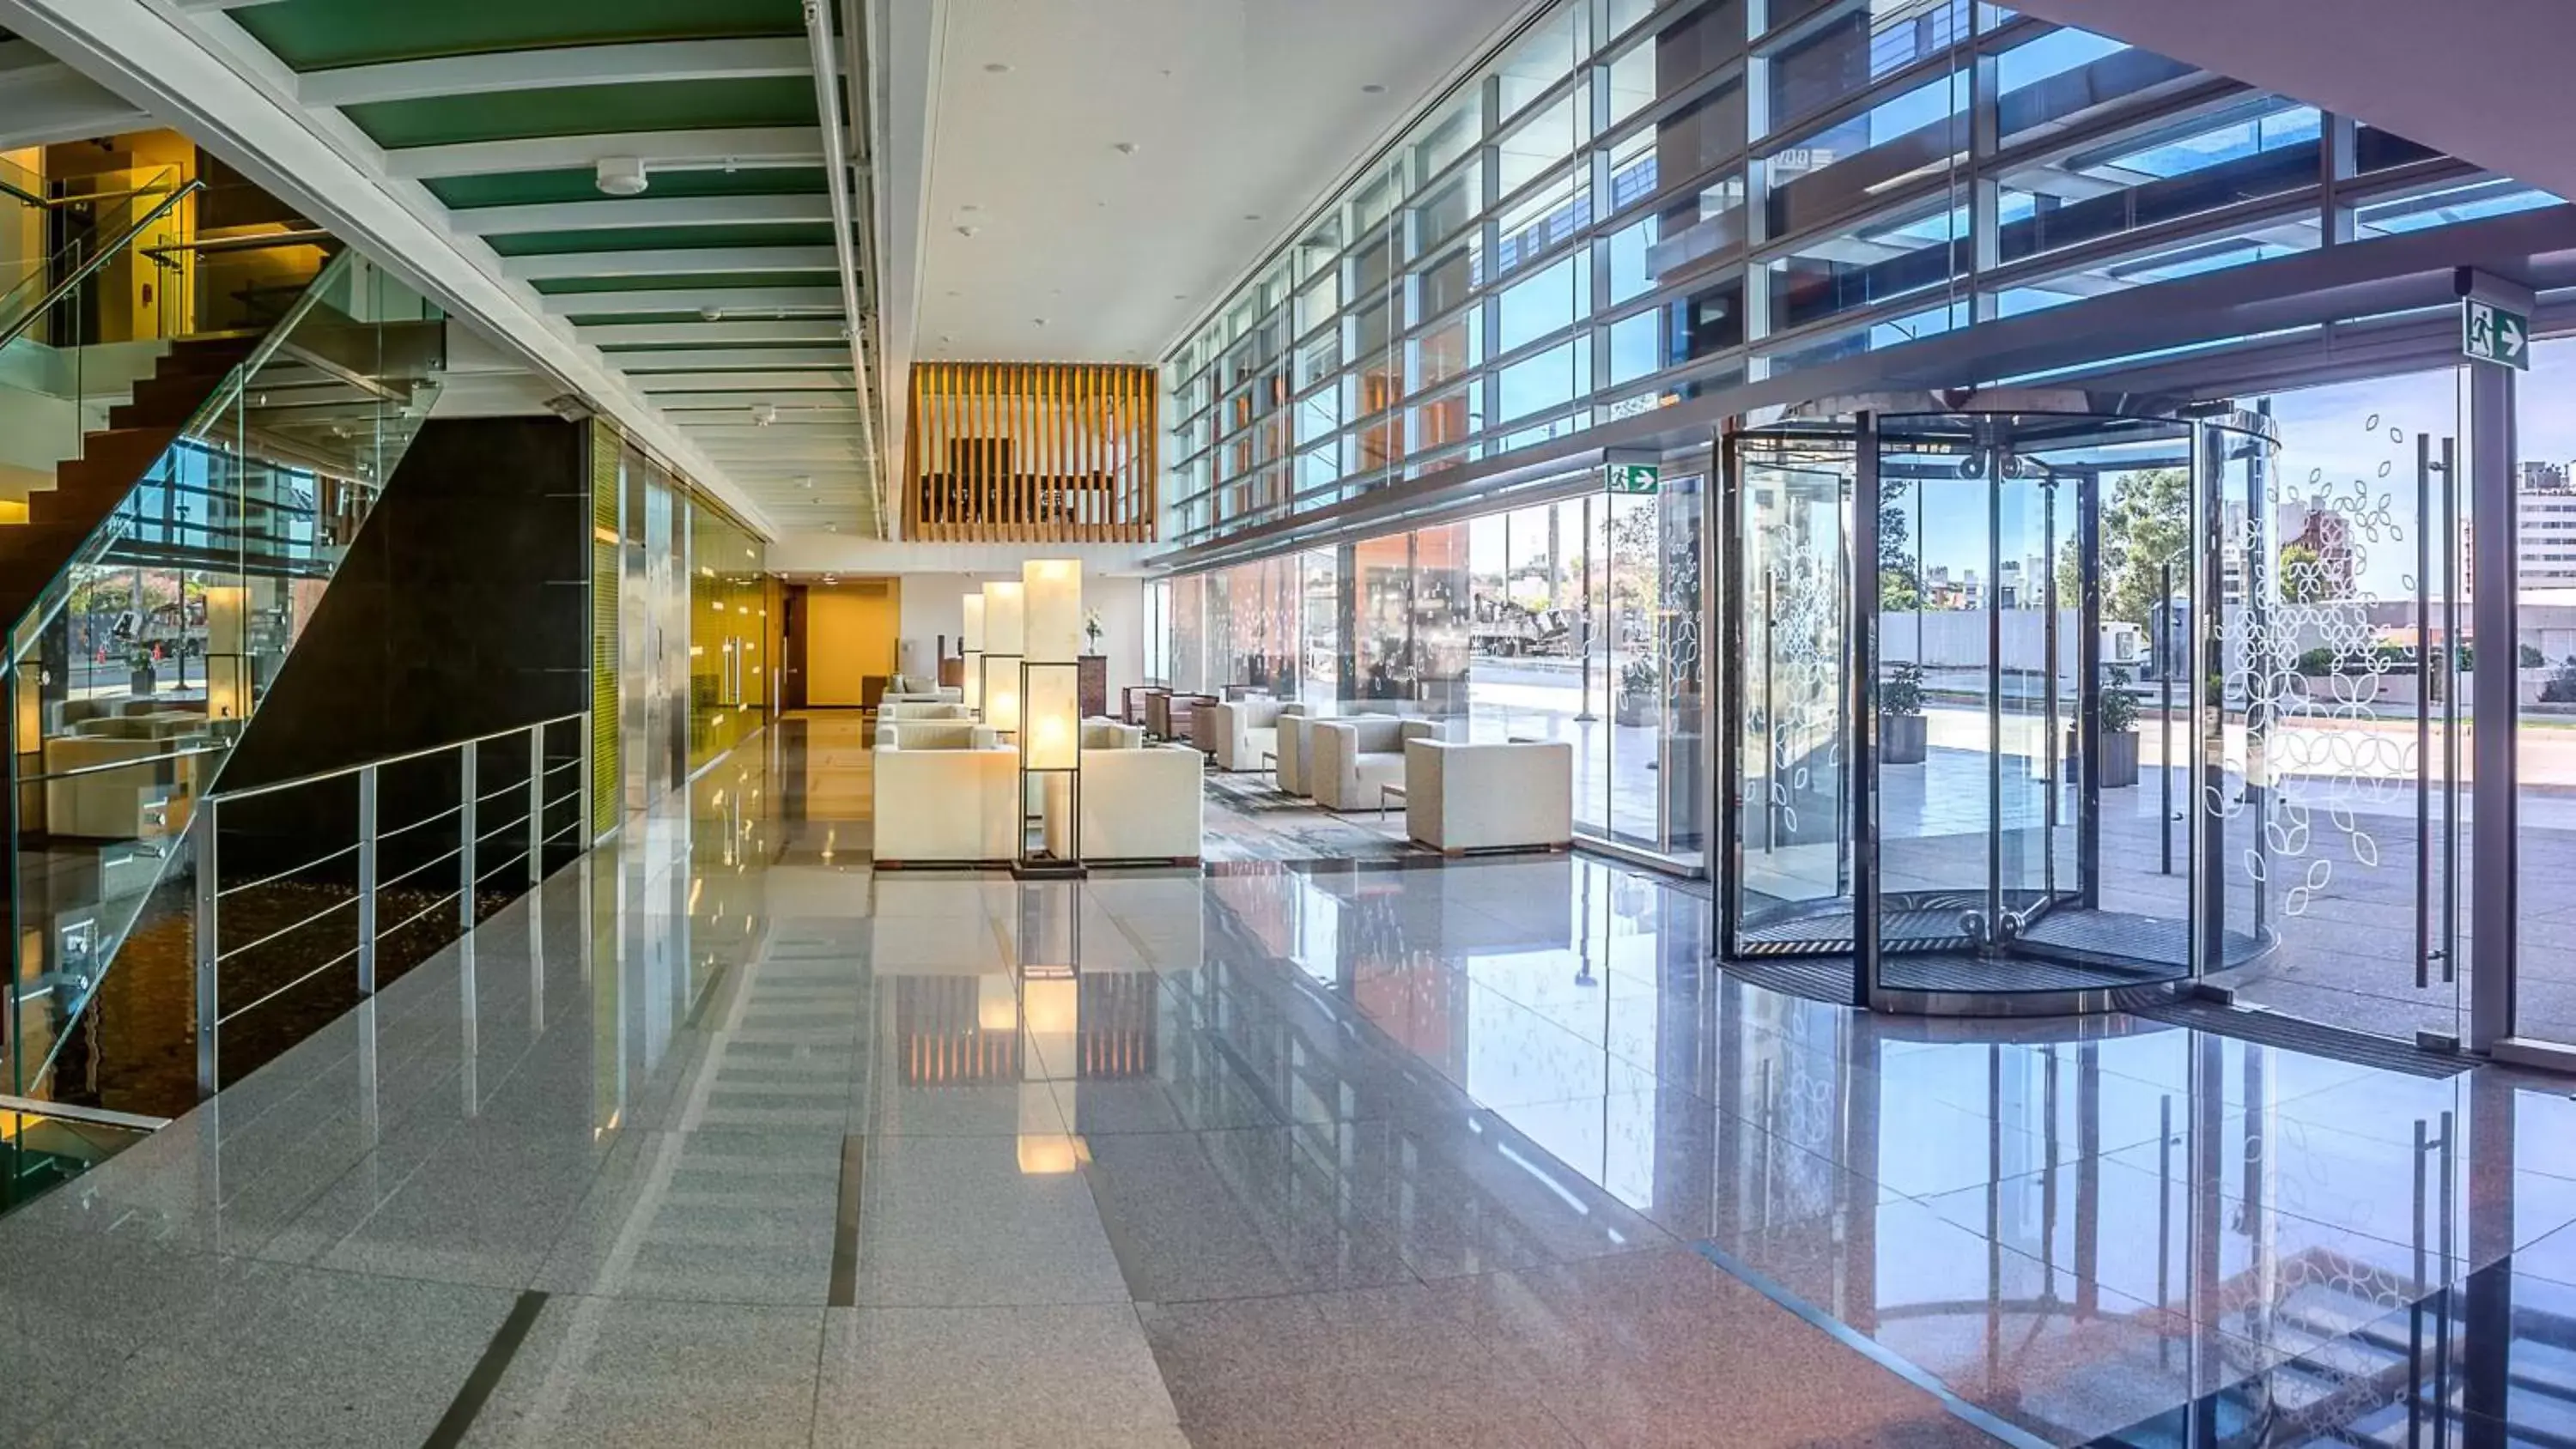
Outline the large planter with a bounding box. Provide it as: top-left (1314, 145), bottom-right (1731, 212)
top-left (1879, 712), bottom-right (1926, 764)
top-left (130, 666), bottom-right (155, 696)
top-left (1614, 692), bottom-right (1656, 727)
top-left (2061, 726), bottom-right (2142, 787)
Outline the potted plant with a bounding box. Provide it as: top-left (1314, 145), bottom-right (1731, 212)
top-left (1615, 657), bottom-right (1658, 726)
top-left (2096, 665), bottom-right (2140, 787)
top-left (128, 646), bottom-right (156, 697)
top-left (1879, 662), bottom-right (1926, 763)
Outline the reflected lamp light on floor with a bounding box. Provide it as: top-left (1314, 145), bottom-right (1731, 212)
top-left (1016, 559), bottom-right (1084, 878)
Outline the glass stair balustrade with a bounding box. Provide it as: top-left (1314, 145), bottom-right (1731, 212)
top-left (0, 247), bottom-right (447, 1123)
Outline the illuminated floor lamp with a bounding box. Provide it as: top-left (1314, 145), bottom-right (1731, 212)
top-left (982, 579), bottom-right (1024, 745)
top-left (960, 591), bottom-right (985, 715)
top-left (1017, 558), bottom-right (1084, 879)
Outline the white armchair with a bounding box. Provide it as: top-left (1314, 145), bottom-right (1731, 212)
top-left (1206, 698), bottom-right (1305, 773)
top-left (1275, 712), bottom-right (1324, 797)
top-left (1045, 724), bottom-right (1204, 864)
top-left (872, 724), bottom-right (1018, 866)
top-left (1404, 739), bottom-right (1573, 854)
top-left (1308, 717), bottom-right (1439, 812)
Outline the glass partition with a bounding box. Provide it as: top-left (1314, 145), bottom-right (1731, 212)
top-left (1170, 471), bottom-right (1707, 868)
top-left (7, 251), bottom-right (447, 1100)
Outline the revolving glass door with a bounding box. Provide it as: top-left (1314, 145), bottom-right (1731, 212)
top-left (1722, 403), bottom-right (2281, 1011)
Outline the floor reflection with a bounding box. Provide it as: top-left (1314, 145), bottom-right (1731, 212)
top-left (4, 712), bottom-right (2571, 1446)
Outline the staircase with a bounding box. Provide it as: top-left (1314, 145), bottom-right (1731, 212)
top-left (0, 248), bottom-right (446, 1140)
top-left (0, 336), bottom-right (257, 621)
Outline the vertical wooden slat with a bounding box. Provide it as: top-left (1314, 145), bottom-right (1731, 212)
top-left (1016, 364), bottom-right (1031, 543)
top-left (1128, 362), bottom-right (1139, 545)
top-left (972, 361), bottom-right (981, 542)
top-left (943, 362), bottom-right (953, 545)
top-left (1143, 367), bottom-right (1160, 543)
top-left (1115, 366), bottom-right (1132, 542)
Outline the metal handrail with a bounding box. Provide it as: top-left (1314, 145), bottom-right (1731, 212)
top-left (0, 178), bottom-right (204, 354)
top-left (191, 712), bottom-right (592, 1099)
top-left (207, 712), bottom-right (590, 803)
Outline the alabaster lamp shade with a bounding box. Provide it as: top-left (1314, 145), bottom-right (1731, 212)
top-left (1023, 664), bottom-right (1079, 770)
top-left (984, 655), bottom-right (1022, 732)
top-left (984, 581), bottom-right (1025, 656)
top-left (1022, 559), bottom-right (1081, 664)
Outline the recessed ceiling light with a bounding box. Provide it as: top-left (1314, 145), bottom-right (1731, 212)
top-left (1113, 141), bottom-right (1138, 155)
top-left (958, 203), bottom-right (981, 212)
top-left (939, 332), bottom-right (953, 342)
top-left (1173, 293), bottom-right (1187, 300)
top-left (1242, 212), bottom-right (1261, 221)
top-left (954, 224), bottom-right (979, 238)
top-left (1361, 83), bottom-right (1387, 94)
top-left (983, 61), bottom-right (1011, 73)
top-left (1032, 317), bottom-right (1048, 326)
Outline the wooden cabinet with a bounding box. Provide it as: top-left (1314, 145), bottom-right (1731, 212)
top-left (1078, 655), bottom-right (1108, 718)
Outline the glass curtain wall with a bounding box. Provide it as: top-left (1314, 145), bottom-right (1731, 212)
top-left (1173, 473), bottom-right (1706, 864)
top-left (1161, 0), bottom-right (2550, 554)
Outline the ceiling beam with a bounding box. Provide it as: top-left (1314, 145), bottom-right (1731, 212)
top-left (578, 318), bottom-right (848, 345)
top-left (634, 370), bottom-right (855, 391)
top-left (655, 393), bottom-right (861, 411)
top-left (0, 42), bottom-right (149, 145)
top-left (300, 37), bottom-right (814, 107)
top-left (453, 193), bottom-right (835, 236)
top-left (539, 285), bottom-right (843, 315)
top-left (504, 246), bottom-right (839, 281)
top-left (611, 346), bottom-right (851, 370)
top-left (382, 126), bottom-right (824, 180)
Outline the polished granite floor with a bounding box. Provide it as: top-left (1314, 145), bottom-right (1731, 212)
top-left (9, 712), bottom-right (2576, 1446)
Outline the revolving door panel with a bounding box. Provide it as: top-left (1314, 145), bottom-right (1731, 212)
top-left (1727, 433), bottom-right (1856, 957)
top-left (1725, 409), bottom-right (2255, 1009)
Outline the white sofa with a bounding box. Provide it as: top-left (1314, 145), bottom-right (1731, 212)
top-left (1308, 717), bottom-right (1439, 812)
top-left (879, 700), bottom-right (974, 721)
top-left (1404, 739), bottom-right (1573, 854)
top-left (1206, 698), bottom-right (1306, 773)
top-left (1042, 721), bottom-right (1205, 864)
top-left (872, 722), bottom-right (1019, 865)
top-left (884, 674), bottom-right (964, 706)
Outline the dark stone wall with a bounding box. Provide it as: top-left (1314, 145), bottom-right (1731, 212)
top-left (213, 416), bottom-right (591, 879)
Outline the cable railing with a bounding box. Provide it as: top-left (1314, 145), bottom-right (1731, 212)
top-left (189, 712), bottom-right (590, 1097)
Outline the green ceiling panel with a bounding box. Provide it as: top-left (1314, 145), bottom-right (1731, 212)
top-left (349, 76), bottom-right (814, 150)
top-left (237, 0), bottom-right (805, 70)
top-left (426, 166), bottom-right (828, 210)
top-left (537, 270), bottom-right (833, 294)
top-left (487, 222), bottom-right (838, 256)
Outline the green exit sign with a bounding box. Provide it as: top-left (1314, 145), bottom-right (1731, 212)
top-left (1607, 462), bottom-right (1660, 494)
top-left (2463, 297), bottom-right (2530, 371)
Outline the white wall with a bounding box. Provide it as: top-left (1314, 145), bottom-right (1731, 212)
top-left (895, 570), bottom-right (1145, 707)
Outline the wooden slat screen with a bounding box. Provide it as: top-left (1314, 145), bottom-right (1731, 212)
top-left (904, 361), bottom-right (1158, 543)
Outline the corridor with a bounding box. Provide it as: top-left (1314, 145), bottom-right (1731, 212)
top-left (5, 717), bottom-right (2575, 1446)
